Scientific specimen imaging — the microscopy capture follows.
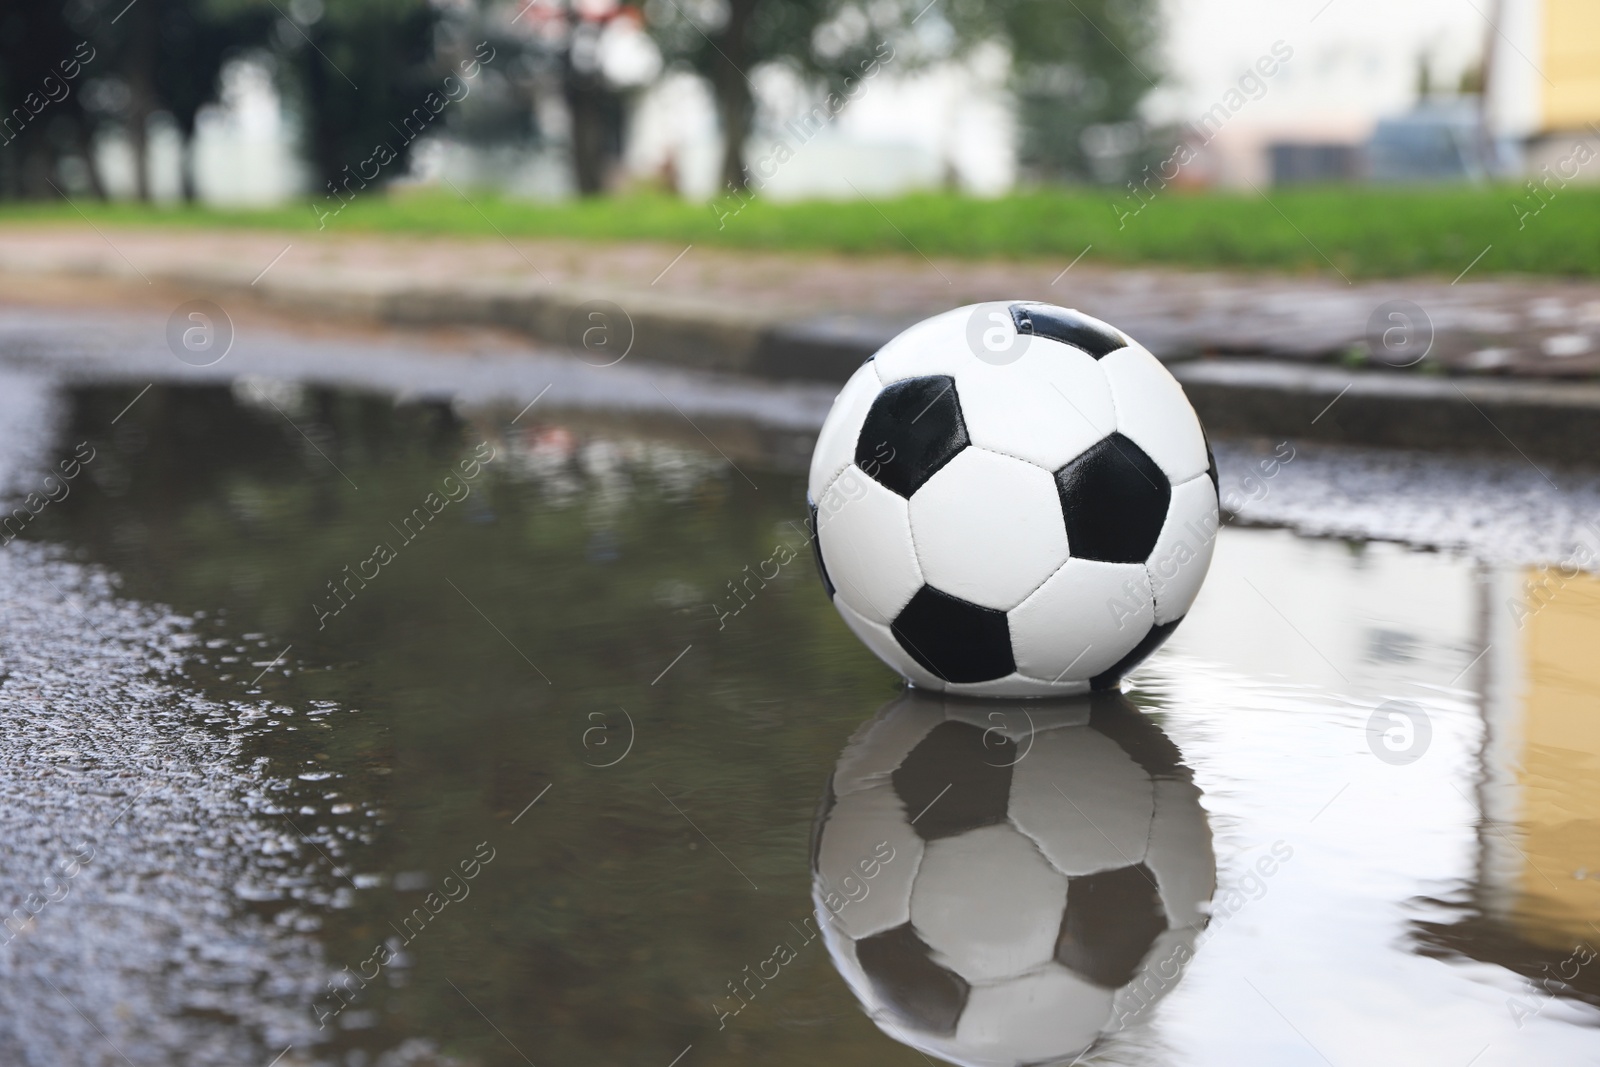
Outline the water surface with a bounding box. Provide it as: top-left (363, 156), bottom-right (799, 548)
top-left (6, 372), bottom-right (1599, 1067)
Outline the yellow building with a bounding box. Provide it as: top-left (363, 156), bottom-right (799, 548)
top-left (1540, 0), bottom-right (1600, 131)
top-left (1491, 0), bottom-right (1600, 137)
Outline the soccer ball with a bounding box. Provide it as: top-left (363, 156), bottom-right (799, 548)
top-left (808, 301), bottom-right (1219, 698)
top-left (811, 691), bottom-right (1215, 1067)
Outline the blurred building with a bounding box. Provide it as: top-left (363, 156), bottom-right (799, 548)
top-left (1489, 0), bottom-right (1600, 139)
top-left (1364, 99), bottom-right (1508, 183)
top-left (1267, 141), bottom-right (1362, 185)
top-left (1487, 0), bottom-right (1600, 181)
top-left (1145, 0), bottom-right (1482, 187)
top-left (1152, 0), bottom-right (1600, 187)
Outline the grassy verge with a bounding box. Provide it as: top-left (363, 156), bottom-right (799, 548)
top-left (0, 183), bottom-right (1591, 279)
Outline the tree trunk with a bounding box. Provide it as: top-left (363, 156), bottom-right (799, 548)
top-left (73, 111), bottom-right (109, 200)
top-left (124, 3), bottom-right (158, 201)
top-left (566, 74), bottom-right (609, 195)
top-left (181, 142), bottom-right (198, 203)
top-left (305, 41), bottom-right (339, 193)
top-left (564, 14), bottom-right (624, 197)
top-left (178, 117), bottom-right (199, 203)
top-left (713, 0), bottom-right (757, 192)
top-left (21, 143), bottom-right (54, 199)
top-left (127, 111), bottom-right (151, 201)
top-left (715, 70), bottom-right (752, 192)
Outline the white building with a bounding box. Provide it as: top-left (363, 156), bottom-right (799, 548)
top-left (1150, 0), bottom-right (1600, 186)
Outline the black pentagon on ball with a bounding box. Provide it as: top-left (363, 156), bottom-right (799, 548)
top-left (806, 498), bottom-right (835, 599)
top-left (855, 922), bottom-right (970, 1036)
top-left (1055, 433), bottom-right (1171, 564)
top-left (1010, 302), bottom-right (1128, 358)
top-left (1202, 427), bottom-right (1220, 496)
top-left (892, 586), bottom-right (1015, 684)
top-left (891, 720), bottom-right (1014, 841)
top-left (1091, 616), bottom-right (1183, 692)
top-left (1055, 863), bottom-right (1168, 988)
top-left (856, 375), bottom-right (968, 498)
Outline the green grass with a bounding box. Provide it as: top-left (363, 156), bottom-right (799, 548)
top-left (1, 182), bottom-right (1591, 279)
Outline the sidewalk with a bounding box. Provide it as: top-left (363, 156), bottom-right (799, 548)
top-left (2, 224), bottom-right (1598, 463)
top-left (7, 223), bottom-right (1600, 375)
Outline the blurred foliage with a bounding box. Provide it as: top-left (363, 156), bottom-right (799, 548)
top-left (0, 0), bottom-right (278, 199)
top-left (5, 183), bottom-right (1598, 279)
top-left (643, 0), bottom-right (922, 192)
top-left (263, 0), bottom-right (441, 197)
top-left (0, 0), bottom-right (470, 199)
top-left (30, 381), bottom-right (919, 1065)
top-left (0, 0), bottom-right (104, 198)
top-left (4, 0), bottom-right (1160, 204)
top-left (946, 0), bottom-right (1162, 182)
top-left (643, 0), bottom-right (1161, 191)
top-left (148, 0), bottom-right (276, 198)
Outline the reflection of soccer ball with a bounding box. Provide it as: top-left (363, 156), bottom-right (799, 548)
top-left (808, 302), bottom-right (1219, 697)
top-left (812, 692), bottom-right (1214, 1067)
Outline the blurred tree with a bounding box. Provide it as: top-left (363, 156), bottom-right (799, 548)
top-left (643, 0), bottom-right (917, 194)
top-left (561, 14), bottom-right (628, 195)
top-left (72, 0), bottom-right (275, 203)
top-left (492, 1), bottom-right (641, 198)
top-left (116, 0), bottom-right (159, 200)
top-left (956, 0), bottom-right (1162, 183)
top-left (153, 0), bottom-right (275, 201)
top-left (643, 0), bottom-right (1161, 193)
top-left (98, 0), bottom-right (272, 201)
top-left (0, 0), bottom-right (105, 198)
top-left (432, 7), bottom-right (543, 151)
top-left (1, 0), bottom-right (274, 202)
top-left (268, 0), bottom-right (440, 196)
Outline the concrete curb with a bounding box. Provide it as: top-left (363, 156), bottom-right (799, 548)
top-left (238, 263), bottom-right (1600, 464)
top-left (159, 267), bottom-right (800, 378)
top-left (132, 262), bottom-right (905, 381)
top-left (8, 260), bottom-right (1600, 464)
top-left (1173, 360), bottom-right (1600, 466)
top-left (372, 284), bottom-right (897, 381)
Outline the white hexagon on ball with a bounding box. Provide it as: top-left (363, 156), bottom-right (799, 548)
top-left (810, 362), bottom-right (886, 502)
top-left (809, 300), bottom-right (1219, 697)
top-left (1009, 558), bottom-right (1153, 683)
top-left (908, 448), bottom-right (1070, 612)
top-left (817, 466), bottom-right (925, 625)
top-left (948, 313), bottom-right (1118, 472)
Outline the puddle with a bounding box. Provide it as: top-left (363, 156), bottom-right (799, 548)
top-left (2, 366), bottom-right (1598, 1066)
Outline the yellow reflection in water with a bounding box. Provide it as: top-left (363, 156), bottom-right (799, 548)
top-left (1498, 569), bottom-right (1600, 952)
